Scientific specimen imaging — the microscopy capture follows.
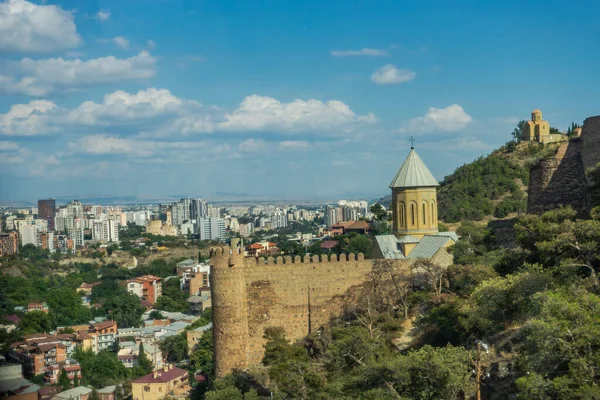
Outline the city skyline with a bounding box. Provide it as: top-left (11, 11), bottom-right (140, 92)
top-left (2, 0), bottom-right (600, 202)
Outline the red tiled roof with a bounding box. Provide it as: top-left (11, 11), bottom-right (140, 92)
top-left (38, 343), bottom-right (66, 352)
top-left (320, 240), bottom-right (338, 249)
top-left (248, 243), bottom-right (263, 249)
top-left (346, 220), bottom-right (370, 230)
top-left (133, 366), bottom-right (188, 384)
top-left (4, 315), bottom-right (21, 324)
top-left (92, 320), bottom-right (116, 330)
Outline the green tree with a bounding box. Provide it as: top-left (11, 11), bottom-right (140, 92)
top-left (160, 332), bottom-right (188, 363)
top-left (190, 330), bottom-right (214, 378)
top-left (137, 342), bottom-right (153, 375)
top-left (47, 287), bottom-right (92, 327)
top-left (511, 120), bottom-right (527, 140)
top-left (369, 204), bottom-right (387, 221)
top-left (148, 310), bottom-right (166, 320)
top-left (103, 293), bottom-right (143, 328)
top-left (58, 367), bottom-right (71, 390)
top-left (347, 235), bottom-right (373, 257)
top-left (18, 311), bottom-right (52, 334)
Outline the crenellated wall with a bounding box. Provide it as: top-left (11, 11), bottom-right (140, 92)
top-left (209, 246), bottom-right (416, 377)
top-left (527, 115), bottom-right (600, 216)
top-left (582, 116), bottom-right (600, 171)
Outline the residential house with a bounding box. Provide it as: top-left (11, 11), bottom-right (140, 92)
top-left (97, 385), bottom-right (117, 400)
top-left (44, 360), bottom-right (82, 386)
top-left (187, 295), bottom-right (211, 315)
top-left (186, 323), bottom-right (212, 351)
top-left (126, 276), bottom-right (162, 304)
top-left (88, 320), bottom-right (118, 353)
top-left (0, 363), bottom-right (39, 400)
top-left (9, 339), bottom-right (67, 377)
top-left (52, 386), bottom-right (92, 400)
top-left (26, 303), bottom-right (48, 313)
top-left (131, 365), bottom-right (190, 400)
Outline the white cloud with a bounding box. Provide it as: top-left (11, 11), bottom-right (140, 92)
top-left (279, 140), bottom-right (310, 150)
top-left (0, 0), bottom-right (81, 53)
top-left (1, 89), bottom-right (375, 138)
top-left (0, 99), bottom-right (57, 135)
top-left (239, 138), bottom-right (266, 153)
top-left (113, 36), bottom-right (129, 49)
top-left (371, 64), bottom-right (416, 85)
top-left (0, 140), bottom-right (18, 150)
top-left (68, 134), bottom-right (207, 157)
top-left (220, 95), bottom-right (376, 133)
top-left (402, 104), bottom-right (473, 133)
top-left (67, 88), bottom-right (185, 125)
top-left (0, 51), bottom-right (156, 96)
top-left (331, 48), bottom-right (388, 57)
top-left (95, 10), bottom-right (110, 21)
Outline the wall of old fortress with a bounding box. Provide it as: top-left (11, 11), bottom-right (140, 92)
top-left (210, 246), bottom-right (453, 377)
top-left (527, 115), bottom-right (600, 216)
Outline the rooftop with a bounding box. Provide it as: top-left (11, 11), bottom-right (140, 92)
top-left (389, 149), bottom-right (439, 189)
top-left (53, 386), bottom-right (93, 399)
top-left (133, 366), bottom-right (188, 384)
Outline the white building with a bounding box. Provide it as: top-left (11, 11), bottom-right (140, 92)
top-left (68, 227), bottom-right (85, 248)
top-left (197, 217), bottom-right (226, 241)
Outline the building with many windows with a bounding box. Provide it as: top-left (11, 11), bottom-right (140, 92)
top-left (37, 199), bottom-right (56, 232)
top-left (197, 217), bottom-right (226, 241)
top-left (0, 231), bottom-right (19, 256)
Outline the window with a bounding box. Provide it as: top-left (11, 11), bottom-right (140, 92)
top-left (144, 386), bottom-right (150, 392)
top-left (159, 387), bottom-right (162, 392)
top-left (431, 202), bottom-right (435, 224)
top-left (422, 203), bottom-right (426, 225)
top-left (399, 203), bottom-right (405, 227)
top-left (411, 203), bottom-right (416, 226)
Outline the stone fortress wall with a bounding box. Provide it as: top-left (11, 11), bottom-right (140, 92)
top-left (210, 245), bottom-right (454, 378)
top-left (528, 115), bottom-right (600, 216)
top-left (210, 246), bottom-right (377, 378)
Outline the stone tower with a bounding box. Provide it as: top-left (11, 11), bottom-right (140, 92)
top-left (210, 247), bottom-right (249, 377)
top-left (389, 147), bottom-right (439, 239)
top-left (523, 109), bottom-right (550, 143)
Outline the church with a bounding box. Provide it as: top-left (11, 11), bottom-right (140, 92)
top-left (371, 145), bottom-right (458, 263)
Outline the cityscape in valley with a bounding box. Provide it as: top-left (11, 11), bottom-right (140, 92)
top-left (3, 1), bottom-right (600, 400)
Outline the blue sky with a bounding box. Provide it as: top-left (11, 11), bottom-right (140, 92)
top-left (1, 0), bottom-right (599, 203)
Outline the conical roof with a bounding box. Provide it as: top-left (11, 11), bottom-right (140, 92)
top-left (389, 149), bottom-right (439, 188)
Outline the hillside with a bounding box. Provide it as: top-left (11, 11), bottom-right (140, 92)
top-left (378, 140), bottom-right (561, 223)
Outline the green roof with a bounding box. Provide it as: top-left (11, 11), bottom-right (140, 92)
top-left (389, 149), bottom-right (439, 188)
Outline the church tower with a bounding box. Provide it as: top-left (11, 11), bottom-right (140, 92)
top-left (389, 146), bottom-right (439, 239)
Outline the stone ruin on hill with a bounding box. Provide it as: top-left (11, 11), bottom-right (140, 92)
top-left (527, 115), bottom-right (600, 216)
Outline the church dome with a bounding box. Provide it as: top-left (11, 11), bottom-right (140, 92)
top-left (389, 149), bottom-right (439, 188)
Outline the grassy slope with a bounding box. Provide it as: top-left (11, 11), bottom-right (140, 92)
top-left (377, 141), bottom-right (561, 223)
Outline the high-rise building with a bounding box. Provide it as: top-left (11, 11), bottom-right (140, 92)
top-left (91, 220), bottom-right (119, 242)
top-left (198, 217), bottom-right (226, 241)
top-left (68, 227), bottom-right (85, 248)
top-left (0, 232), bottom-right (19, 256)
top-left (38, 198), bottom-right (56, 231)
top-left (325, 206), bottom-right (341, 227)
top-left (19, 224), bottom-right (38, 246)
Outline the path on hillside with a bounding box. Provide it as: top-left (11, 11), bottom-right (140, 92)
top-left (392, 316), bottom-right (419, 352)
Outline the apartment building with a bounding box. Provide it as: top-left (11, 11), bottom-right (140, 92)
top-left (126, 276), bottom-right (162, 304)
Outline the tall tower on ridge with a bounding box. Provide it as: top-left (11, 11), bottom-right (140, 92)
top-left (389, 144), bottom-right (439, 239)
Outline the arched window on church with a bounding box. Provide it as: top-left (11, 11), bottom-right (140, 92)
top-left (431, 201), bottom-right (436, 225)
top-left (399, 203), bottom-right (405, 227)
top-left (422, 203), bottom-right (427, 225)
top-left (411, 203), bottom-right (416, 226)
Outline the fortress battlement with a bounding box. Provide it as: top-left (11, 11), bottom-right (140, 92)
top-left (209, 245), bottom-right (365, 266)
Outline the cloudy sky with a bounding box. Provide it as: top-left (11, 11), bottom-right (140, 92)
top-left (1, 0), bottom-right (599, 203)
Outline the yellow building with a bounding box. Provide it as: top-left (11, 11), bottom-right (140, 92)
top-left (522, 109), bottom-right (551, 143)
top-left (131, 365), bottom-right (190, 400)
top-left (145, 220), bottom-right (178, 237)
top-left (372, 146), bottom-right (458, 260)
top-left (389, 147), bottom-right (439, 239)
